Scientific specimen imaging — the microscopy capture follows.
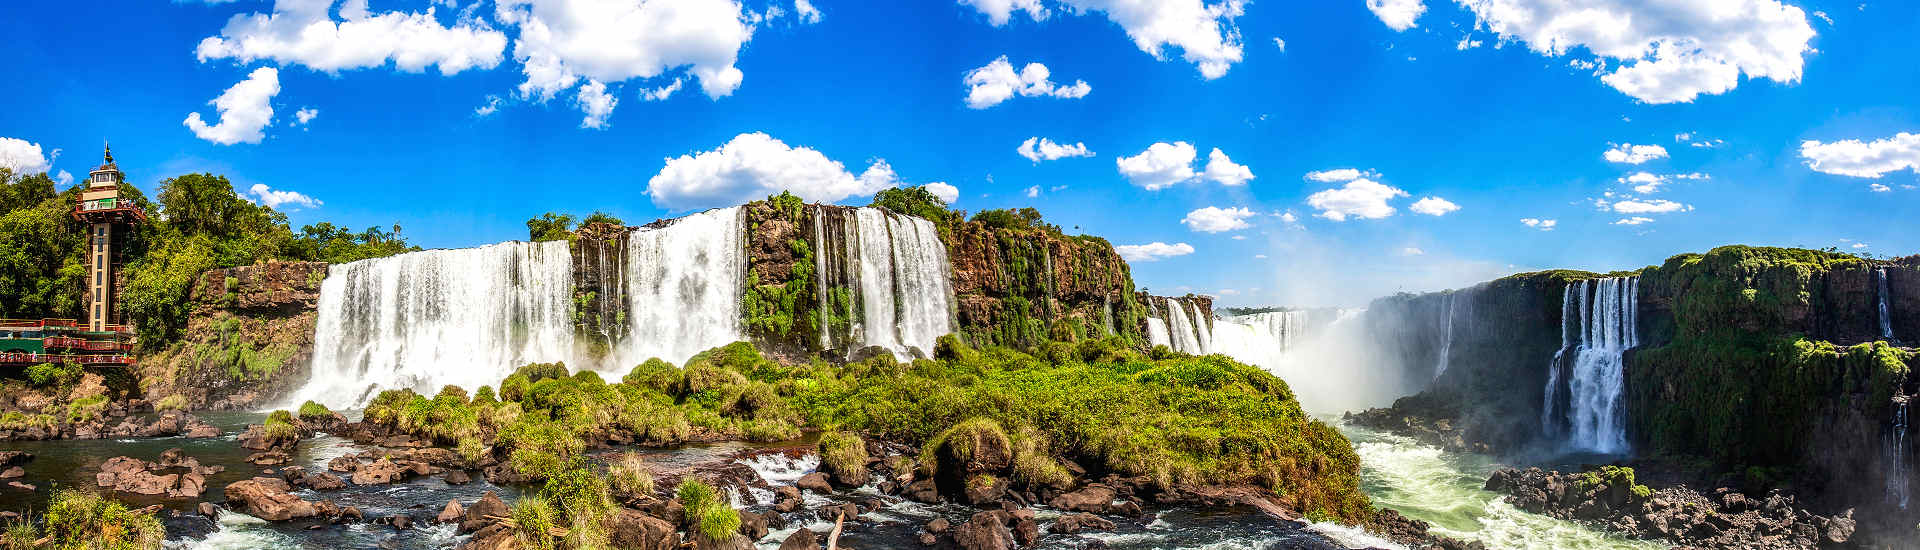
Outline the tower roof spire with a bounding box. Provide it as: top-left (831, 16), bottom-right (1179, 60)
top-left (103, 141), bottom-right (113, 165)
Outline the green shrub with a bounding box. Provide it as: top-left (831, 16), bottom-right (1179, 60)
top-left (39, 489), bottom-right (165, 549)
top-left (296, 400), bottom-right (332, 420)
top-left (541, 464), bottom-right (612, 521)
top-left (25, 362), bottom-right (81, 388)
top-left (511, 496), bottom-right (559, 550)
top-left (64, 395), bottom-right (108, 423)
top-left (818, 431), bottom-right (868, 479)
top-left (154, 394), bottom-right (189, 412)
top-left (623, 358), bottom-right (683, 394)
top-left (263, 409), bottom-right (300, 440)
top-left (678, 478), bottom-right (739, 543)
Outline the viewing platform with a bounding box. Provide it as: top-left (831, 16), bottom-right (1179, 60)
top-left (0, 318), bottom-right (136, 367)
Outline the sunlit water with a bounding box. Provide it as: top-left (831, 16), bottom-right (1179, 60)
top-left (1340, 423), bottom-right (1663, 550)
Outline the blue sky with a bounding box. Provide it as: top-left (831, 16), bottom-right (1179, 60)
top-left (2, 0), bottom-right (1917, 307)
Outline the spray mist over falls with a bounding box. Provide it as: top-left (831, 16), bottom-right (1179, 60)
top-left (291, 241), bottom-right (577, 408)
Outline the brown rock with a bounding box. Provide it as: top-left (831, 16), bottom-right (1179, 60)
top-left (462, 491), bottom-right (510, 533)
top-left (1049, 485), bottom-right (1115, 514)
top-left (1049, 512), bottom-right (1114, 534)
top-left (437, 499), bottom-right (465, 523)
top-left (456, 522), bottom-right (520, 550)
top-left (223, 478), bottom-right (322, 521)
top-left (778, 528), bottom-right (818, 550)
top-left (607, 509), bottom-right (680, 550)
top-left (0, 467), bottom-right (23, 479)
top-left (796, 472), bottom-right (833, 494)
top-left (351, 457), bottom-right (404, 485)
top-left (444, 470), bottom-right (472, 485)
top-left (952, 511), bottom-right (1014, 550)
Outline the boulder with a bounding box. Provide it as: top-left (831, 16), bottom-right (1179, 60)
top-left (327, 456), bottom-right (358, 473)
top-left (1011, 518), bottom-right (1039, 547)
top-left (905, 478), bottom-right (941, 503)
top-left (1049, 512), bottom-right (1114, 534)
top-left (437, 499), bottom-right (465, 523)
top-left (351, 458), bottom-right (404, 485)
top-left (778, 528), bottom-right (819, 550)
top-left (926, 517), bottom-right (952, 534)
top-left (952, 511), bottom-right (1014, 550)
top-left (963, 474), bottom-right (1008, 506)
top-left (198, 502), bottom-right (220, 518)
top-left (739, 510), bottom-right (769, 541)
top-left (444, 470), bottom-right (472, 485)
top-left (1048, 485), bottom-right (1116, 514)
top-left (184, 422), bottom-right (221, 438)
top-left (607, 509), bottom-right (680, 550)
top-left (796, 472), bottom-right (834, 494)
top-left (247, 451), bottom-right (291, 466)
top-left (223, 478), bottom-right (323, 521)
top-left (0, 451), bottom-right (33, 470)
top-left (457, 522), bottom-right (520, 550)
top-left (462, 491), bottom-right (510, 533)
top-left (303, 472), bottom-right (345, 490)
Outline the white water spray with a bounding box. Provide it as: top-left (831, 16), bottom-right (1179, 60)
top-left (1892, 397), bottom-right (1911, 510)
top-left (1541, 285), bottom-right (1576, 438)
top-left (1435, 293), bottom-right (1457, 380)
top-left (291, 241), bottom-right (575, 408)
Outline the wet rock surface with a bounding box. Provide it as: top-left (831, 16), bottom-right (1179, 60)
top-left (1485, 466), bottom-right (1856, 549)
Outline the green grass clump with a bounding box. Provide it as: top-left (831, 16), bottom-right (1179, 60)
top-left (263, 409), bottom-right (300, 440)
top-left (154, 394), bottom-right (189, 412)
top-left (31, 489), bottom-right (166, 549)
top-left (918, 418), bottom-right (1010, 478)
top-left (64, 395), bottom-right (108, 423)
top-left (677, 478), bottom-right (740, 543)
top-left (296, 400), bottom-right (332, 420)
top-left (511, 496), bottom-right (559, 550)
top-left (25, 362), bottom-right (81, 389)
top-left (609, 451), bottom-right (654, 498)
top-left (818, 431), bottom-right (868, 479)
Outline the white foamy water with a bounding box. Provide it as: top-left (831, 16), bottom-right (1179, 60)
top-left (290, 240), bottom-right (575, 408)
top-left (816, 207), bottom-right (957, 360)
top-left (1562, 277), bottom-right (1638, 454)
top-left (609, 207), bottom-right (747, 369)
top-left (737, 452), bottom-right (821, 486)
top-left (167, 512), bottom-right (299, 549)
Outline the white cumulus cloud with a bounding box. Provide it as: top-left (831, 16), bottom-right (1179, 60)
top-left (1017, 137), bottom-right (1094, 162)
top-left (494, 0), bottom-right (756, 125)
top-left (1116, 142), bottom-right (1197, 190)
top-left (924, 182), bottom-right (959, 204)
top-left (1182, 206), bottom-right (1255, 233)
top-left (248, 183), bottom-right (322, 210)
top-left (645, 132), bottom-right (905, 210)
top-left (1409, 196), bottom-right (1459, 216)
top-left (196, 0), bottom-right (507, 75)
top-left (184, 67), bottom-right (281, 145)
top-left (1799, 132), bottom-right (1920, 178)
top-left (1303, 168), bottom-right (1375, 182)
top-left (1606, 198), bottom-right (1692, 214)
top-left (794, 0), bottom-right (822, 23)
top-left (292, 107), bottom-right (318, 127)
top-left (1115, 241), bottom-right (1195, 262)
top-left (959, 0), bottom-right (1246, 79)
top-left (1520, 218), bottom-right (1557, 231)
top-left (575, 79), bottom-right (618, 129)
top-left (1613, 216), bottom-right (1654, 225)
top-left (1367, 0), bottom-right (1426, 31)
top-left (1307, 178), bottom-right (1407, 221)
top-left (1455, 0), bottom-right (1816, 104)
top-left (1604, 143), bottom-right (1669, 164)
top-left (964, 57), bottom-right (1090, 109)
top-left (1202, 148), bottom-right (1254, 186)
top-left (0, 138), bottom-right (53, 175)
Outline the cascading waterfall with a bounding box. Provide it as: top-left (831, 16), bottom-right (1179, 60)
top-left (289, 241), bottom-right (576, 408)
top-left (1879, 267), bottom-right (1896, 341)
top-left (815, 206), bottom-right (956, 359)
top-left (610, 207), bottom-right (748, 369)
top-left (1162, 298), bottom-right (1206, 354)
top-left (1541, 285), bottom-right (1577, 438)
top-left (1556, 277), bottom-right (1638, 454)
top-left (1435, 293), bottom-right (1457, 380)
top-left (1891, 396), bottom-right (1911, 510)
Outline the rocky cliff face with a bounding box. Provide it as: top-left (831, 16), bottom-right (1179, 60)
top-left (139, 261), bottom-right (327, 410)
top-left (948, 222), bottom-right (1147, 348)
top-left (571, 222), bottom-right (633, 360)
top-left (1356, 270), bottom-right (1596, 452)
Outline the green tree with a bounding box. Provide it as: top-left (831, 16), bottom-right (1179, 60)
top-left (527, 212), bottom-right (576, 242)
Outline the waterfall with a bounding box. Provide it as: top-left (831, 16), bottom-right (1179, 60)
top-left (1558, 277), bottom-right (1638, 454)
top-left (609, 207), bottom-right (747, 369)
top-left (290, 241), bottom-right (576, 408)
top-left (1892, 396), bottom-right (1912, 510)
top-left (1542, 285), bottom-right (1576, 438)
top-left (1146, 317), bottom-right (1171, 348)
top-left (1162, 298), bottom-right (1206, 354)
top-left (815, 206), bottom-right (955, 360)
top-left (1879, 267), bottom-right (1896, 341)
top-left (1435, 293), bottom-right (1457, 380)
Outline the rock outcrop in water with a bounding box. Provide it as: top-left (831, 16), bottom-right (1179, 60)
top-left (1485, 466), bottom-right (1856, 549)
